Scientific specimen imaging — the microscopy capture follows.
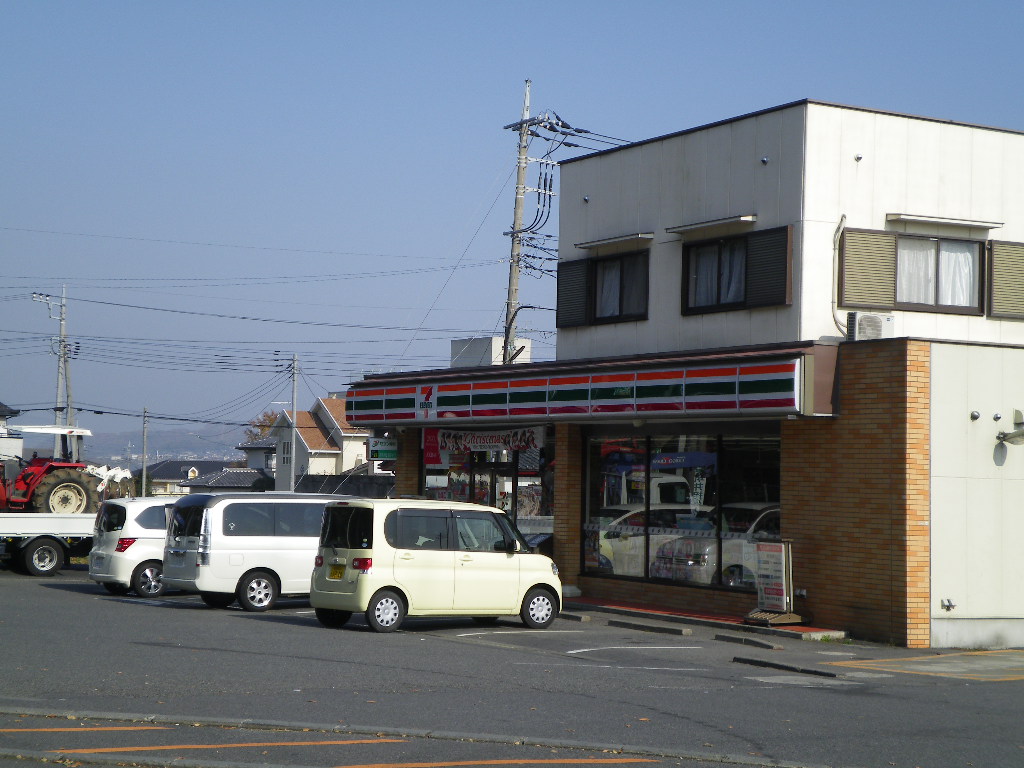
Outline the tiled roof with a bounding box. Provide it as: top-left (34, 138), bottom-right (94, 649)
top-left (0, 401), bottom-right (20, 418)
top-left (141, 459), bottom-right (232, 481)
top-left (182, 467), bottom-right (272, 489)
top-left (289, 410), bottom-right (340, 452)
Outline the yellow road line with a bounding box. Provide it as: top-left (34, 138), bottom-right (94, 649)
top-left (828, 650), bottom-right (1024, 681)
top-left (1, 726), bottom-right (169, 733)
top-left (54, 738), bottom-right (406, 754)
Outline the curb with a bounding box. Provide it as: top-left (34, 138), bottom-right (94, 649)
top-left (563, 602), bottom-right (847, 642)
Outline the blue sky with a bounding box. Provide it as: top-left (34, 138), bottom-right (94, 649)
top-left (2, 0), bottom-right (1021, 446)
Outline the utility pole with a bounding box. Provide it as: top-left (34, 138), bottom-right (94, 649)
top-left (33, 287), bottom-right (74, 458)
top-left (289, 353), bottom-right (298, 492)
top-left (503, 80), bottom-right (532, 364)
top-left (141, 408), bottom-right (149, 496)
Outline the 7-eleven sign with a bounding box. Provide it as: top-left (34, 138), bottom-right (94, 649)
top-left (418, 385), bottom-right (434, 418)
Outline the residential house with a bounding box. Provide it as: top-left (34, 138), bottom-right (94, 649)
top-left (181, 466), bottom-right (273, 493)
top-left (342, 100), bottom-right (1024, 649)
top-left (142, 459), bottom-right (233, 496)
top-left (235, 435), bottom-right (276, 472)
top-left (271, 395), bottom-right (369, 490)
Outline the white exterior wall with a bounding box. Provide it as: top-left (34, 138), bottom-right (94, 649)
top-left (804, 103), bottom-right (1024, 346)
top-left (557, 101), bottom-right (1024, 362)
top-left (930, 342), bottom-right (1024, 648)
top-left (557, 105), bottom-right (806, 361)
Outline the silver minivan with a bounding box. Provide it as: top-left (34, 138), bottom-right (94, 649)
top-left (162, 492), bottom-right (344, 611)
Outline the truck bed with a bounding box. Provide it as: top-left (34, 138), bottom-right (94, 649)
top-left (0, 513), bottom-right (95, 537)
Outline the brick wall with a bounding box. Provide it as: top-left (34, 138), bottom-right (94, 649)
top-left (781, 339), bottom-right (931, 647)
top-left (394, 429), bottom-right (421, 497)
top-left (553, 423), bottom-right (583, 589)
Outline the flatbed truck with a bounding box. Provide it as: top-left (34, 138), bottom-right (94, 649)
top-left (0, 513), bottom-right (95, 576)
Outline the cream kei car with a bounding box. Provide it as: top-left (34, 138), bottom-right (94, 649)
top-left (310, 499), bottom-right (562, 632)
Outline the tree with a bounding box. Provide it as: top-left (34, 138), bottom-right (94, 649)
top-left (245, 410), bottom-right (280, 442)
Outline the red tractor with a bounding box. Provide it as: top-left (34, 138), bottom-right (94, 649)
top-left (1, 427), bottom-right (132, 515)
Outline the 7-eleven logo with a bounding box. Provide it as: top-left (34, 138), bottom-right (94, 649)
top-left (418, 385), bottom-right (434, 413)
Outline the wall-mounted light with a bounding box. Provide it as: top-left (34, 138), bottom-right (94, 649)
top-left (996, 409), bottom-right (1024, 445)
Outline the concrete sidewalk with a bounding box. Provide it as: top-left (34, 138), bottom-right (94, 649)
top-left (563, 596), bottom-right (847, 642)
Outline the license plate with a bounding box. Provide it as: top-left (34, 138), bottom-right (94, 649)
top-left (329, 565), bottom-right (345, 579)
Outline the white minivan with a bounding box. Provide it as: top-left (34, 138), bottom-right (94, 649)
top-left (162, 492), bottom-right (343, 611)
top-left (309, 498), bottom-right (562, 632)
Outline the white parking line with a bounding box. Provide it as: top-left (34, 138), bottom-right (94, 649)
top-left (457, 630), bottom-right (586, 637)
top-left (514, 662), bottom-right (705, 671)
top-left (747, 675), bottom-right (861, 687)
top-left (566, 646), bottom-right (701, 654)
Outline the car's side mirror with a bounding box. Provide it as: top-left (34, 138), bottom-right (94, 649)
top-left (494, 538), bottom-right (516, 553)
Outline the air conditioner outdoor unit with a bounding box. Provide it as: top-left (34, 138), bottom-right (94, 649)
top-left (847, 311), bottom-right (895, 341)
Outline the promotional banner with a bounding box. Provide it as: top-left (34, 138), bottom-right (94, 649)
top-left (423, 426), bottom-right (544, 467)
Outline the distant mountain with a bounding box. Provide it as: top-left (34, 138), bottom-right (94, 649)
top-left (22, 427), bottom-right (245, 469)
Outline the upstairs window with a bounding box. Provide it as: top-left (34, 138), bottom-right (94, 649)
top-left (595, 251), bottom-right (648, 321)
top-left (896, 236), bottom-right (980, 309)
top-left (688, 239), bottom-right (746, 308)
top-left (556, 250), bottom-right (649, 327)
top-left (841, 229), bottom-right (984, 315)
top-left (682, 226), bottom-right (791, 314)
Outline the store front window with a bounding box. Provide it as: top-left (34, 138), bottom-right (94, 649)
top-left (583, 431), bottom-right (779, 588)
top-left (422, 426), bottom-right (554, 544)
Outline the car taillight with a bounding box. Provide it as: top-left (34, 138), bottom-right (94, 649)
top-left (352, 557), bottom-right (372, 572)
top-left (314, 555), bottom-right (324, 567)
top-left (115, 538), bottom-right (136, 552)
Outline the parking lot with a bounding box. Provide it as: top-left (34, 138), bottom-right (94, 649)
top-left (1, 565), bottom-right (1022, 768)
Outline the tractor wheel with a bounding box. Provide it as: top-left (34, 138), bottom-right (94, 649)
top-left (31, 470), bottom-right (101, 514)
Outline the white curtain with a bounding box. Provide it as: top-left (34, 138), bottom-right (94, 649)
top-left (690, 245), bottom-right (718, 306)
top-left (620, 253), bottom-right (647, 316)
top-left (938, 240), bottom-right (978, 307)
top-left (897, 239), bottom-right (936, 304)
top-left (595, 260), bottom-right (620, 317)
top-left (720, 240), bottom-right (746, 303)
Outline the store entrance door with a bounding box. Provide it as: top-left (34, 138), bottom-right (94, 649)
top-left (470, 451), bottom-right (516, 515)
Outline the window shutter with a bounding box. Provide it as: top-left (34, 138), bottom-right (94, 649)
top-left (745, 226), bottom-right (791, 307)
top-left (556, 259), bottom-right (591, 327)
top-left (990, 241), bottom-right (1024, 319)
top-left (841, 230), bottom-right (896, 307)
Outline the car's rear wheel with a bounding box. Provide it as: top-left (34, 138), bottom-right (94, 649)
top-left (102, 582), bottom-right (130, 595)
top-left (365, 589), bottom-right (404, 633)
top-left (200, 591), bottom-right (235, 608)
top-left (237, 570), bottom-right (278, 612)
top-left (315, 608), bottom-right (352, 628)
top-left (520, 587), bottom-right (557, 629)
top-left (131, 561), bottom-right (165, 597)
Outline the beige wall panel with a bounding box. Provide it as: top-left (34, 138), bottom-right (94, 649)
top-left (931, 344), bottom-right (1024, 626)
